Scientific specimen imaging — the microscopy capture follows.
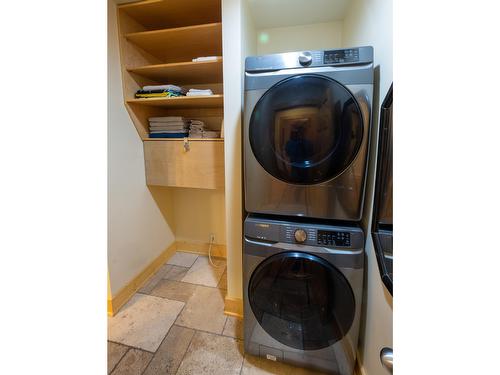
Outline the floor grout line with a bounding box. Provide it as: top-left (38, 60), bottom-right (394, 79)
top-left (138, 321), bottom-right (176, 375)
top-left (107, 339), bottom-right (157, 355)
top-left (108, 345), bottom-right (130, 375)
top-left (139, 350), bottom-right (155, 375)
top-left (174, 327), bottom-right (197, 375)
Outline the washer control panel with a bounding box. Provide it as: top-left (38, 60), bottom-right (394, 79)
top-left (282, 226), bottom-right (352, 247)
top-left (244, 215), bottom-right (363, 249)
top-left (317, 230), bottom-right (351, 247)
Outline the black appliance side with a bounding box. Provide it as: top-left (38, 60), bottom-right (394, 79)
top-left (371, 84), bottom-right (393, 295)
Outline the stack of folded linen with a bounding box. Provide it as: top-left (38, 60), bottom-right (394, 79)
top-left (188, 119), bottom-right (205, 138)
top-left (135, 84), bottom-right (186, 99)
top-left (201, 130), bottom-right (221, 139)
top-left (148, 116), bottom-right (189, 138)
top-left (186, 88), bottom-right (213, 96)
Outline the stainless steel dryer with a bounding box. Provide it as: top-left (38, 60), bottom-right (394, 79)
top-left (243, 215), bottom-right (364, 374)
top-left (244, 47), bottom-right (374, 221)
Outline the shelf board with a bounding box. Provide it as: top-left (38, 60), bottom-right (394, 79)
top-left (118, 0), bottom-right (221, 31)
top-left (127, 58), bottom-right (222, 84)
top-left (124, 23), bottom-right (222, 63)
top-left (143, 138), bottom-right (224, 142)
top-left (127, 95), bottom-right (223, 108)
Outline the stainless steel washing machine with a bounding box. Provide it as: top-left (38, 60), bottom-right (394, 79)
top-left (244, 47), bottom-right (374, 221)
top-left (243, 215), bottom-right (364, 374)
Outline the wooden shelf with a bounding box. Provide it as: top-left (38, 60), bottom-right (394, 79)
top-left (143, 138), bottom-right (224, 142)
top-left (119, 0), bottom-right (221, 31)
top-left (124, 23), bottom-right (222, 63)
top-left (127, 95), bottom-right (223, 108)
top-left (127, 58), bottom-right (223, 84)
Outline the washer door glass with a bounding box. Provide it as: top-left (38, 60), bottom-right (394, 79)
top-left (248, 252), bottom-right (355, 350)
top-left (249, 74), bottom-right (364, 184)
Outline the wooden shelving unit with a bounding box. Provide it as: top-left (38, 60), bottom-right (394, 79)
top-left (127, 58), bottom-right (223, 84)
top-left (143, 138), bottom-right (225, 142)
top-left (116, 0), bottom-right (225, 190)
top-left (126, 95), bottom-right (224, 108)
top-left (124, 23), bottom-right (222, 64)
top-left (118, 0), bottom-right (222, 31)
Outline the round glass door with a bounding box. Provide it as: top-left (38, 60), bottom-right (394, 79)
top-left (248, 252), bottom-right (355, 350)
top-left (249, 74), bottom-right (364, 184)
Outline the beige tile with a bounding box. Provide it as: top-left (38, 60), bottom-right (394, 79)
top-left (138, 264), bottom-right (172, 294)
top-left (241, 354), bottom-right (327, 375)
top-left (108, 294), bottom-right (184, 352)
top-left (150, 280), bottom-right (197, 303)
top-left (163, 265), bottom-right (189, 281)
top-left (181, 256), bottom-right (226, 287)
top-left (218, 270), bottom-right (227, 290)
top-left (222, 316), bottom-right (243, 340)
top-left (143, 325), bottom-right (195, 375)
top-left (176, 331), bottom-right (244, 375)
top-left (110, 348), bottom-right (153, 375)
top-left (108, 341), bottom-right (129, 374)
top-left (167, 251), bottom-right (198, 267)
top-left (175, 285), bottom-right (227, 334)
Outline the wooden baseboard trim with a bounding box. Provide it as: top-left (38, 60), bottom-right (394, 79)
top-left (224, 296), bottom-right (243, 318)
top-left (107, 299), bottom-right (113, 317)
top-left (108, 240), bottom-right (227, 316)
top-left (108, 242), bottom-right (177, 316)
top-left (176, 240), bottom-right (226, 258)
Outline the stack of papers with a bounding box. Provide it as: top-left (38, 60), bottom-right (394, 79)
top-left (148, 116), bottom-right (189, 138)
top-left (186, 88), bottom-right (213, 97)
top-left (202, 130), bottom-right (221, 139)
top-left (192, 56), bottom-right (218, 62)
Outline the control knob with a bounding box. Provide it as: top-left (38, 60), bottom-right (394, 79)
top-left (298, 51), bottom-right (312, 66)
top-left (294, 229), bottom-right (307, 243)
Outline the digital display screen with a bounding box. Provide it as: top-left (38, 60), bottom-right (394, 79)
top-left (324, 49), bottom-right (359, 64)
top-left (317, 230), bottom-right (351, 246)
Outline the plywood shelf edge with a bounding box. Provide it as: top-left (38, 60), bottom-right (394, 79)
top-left (124, 22), bottom-right (222, 39)
top-left (126, 95), bottom-right (223, 108)
top-left (143, 138), bottom-right (224, 142)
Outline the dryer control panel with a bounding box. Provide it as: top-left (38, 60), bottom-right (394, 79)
top-left (245, 46), bottom-right (373, 72)
top-left (324, 48), bottom-right (360, 64)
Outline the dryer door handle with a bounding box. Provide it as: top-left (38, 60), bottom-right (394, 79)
top-left (380, 347), bottom-right (393, 373)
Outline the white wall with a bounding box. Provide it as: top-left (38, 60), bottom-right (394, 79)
top-left (222, 0), bottom-right (244, 300)
top-left (108, 0), bottom-right (176, 296)
top-left (342, 1), bottom-right (393, 375)
top-left (256, 21), bottom-right (343, 55)
top-left (172, 188), bottom-right (226, 245)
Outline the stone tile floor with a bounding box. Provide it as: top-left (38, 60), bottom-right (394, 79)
top-left (108, 251), bottom-right (324, 375)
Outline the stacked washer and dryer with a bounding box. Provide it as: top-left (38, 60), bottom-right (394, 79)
top-left (243, 47), bottom-right (374, 375)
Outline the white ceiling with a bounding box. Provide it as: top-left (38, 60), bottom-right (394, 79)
top-left (247, 0), bottom-right (351, 29)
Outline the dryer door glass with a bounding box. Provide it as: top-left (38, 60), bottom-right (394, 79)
top-left (248, 251), bottom-right (355, 350)
top-left (249, 74), bottom-right (364, 184)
